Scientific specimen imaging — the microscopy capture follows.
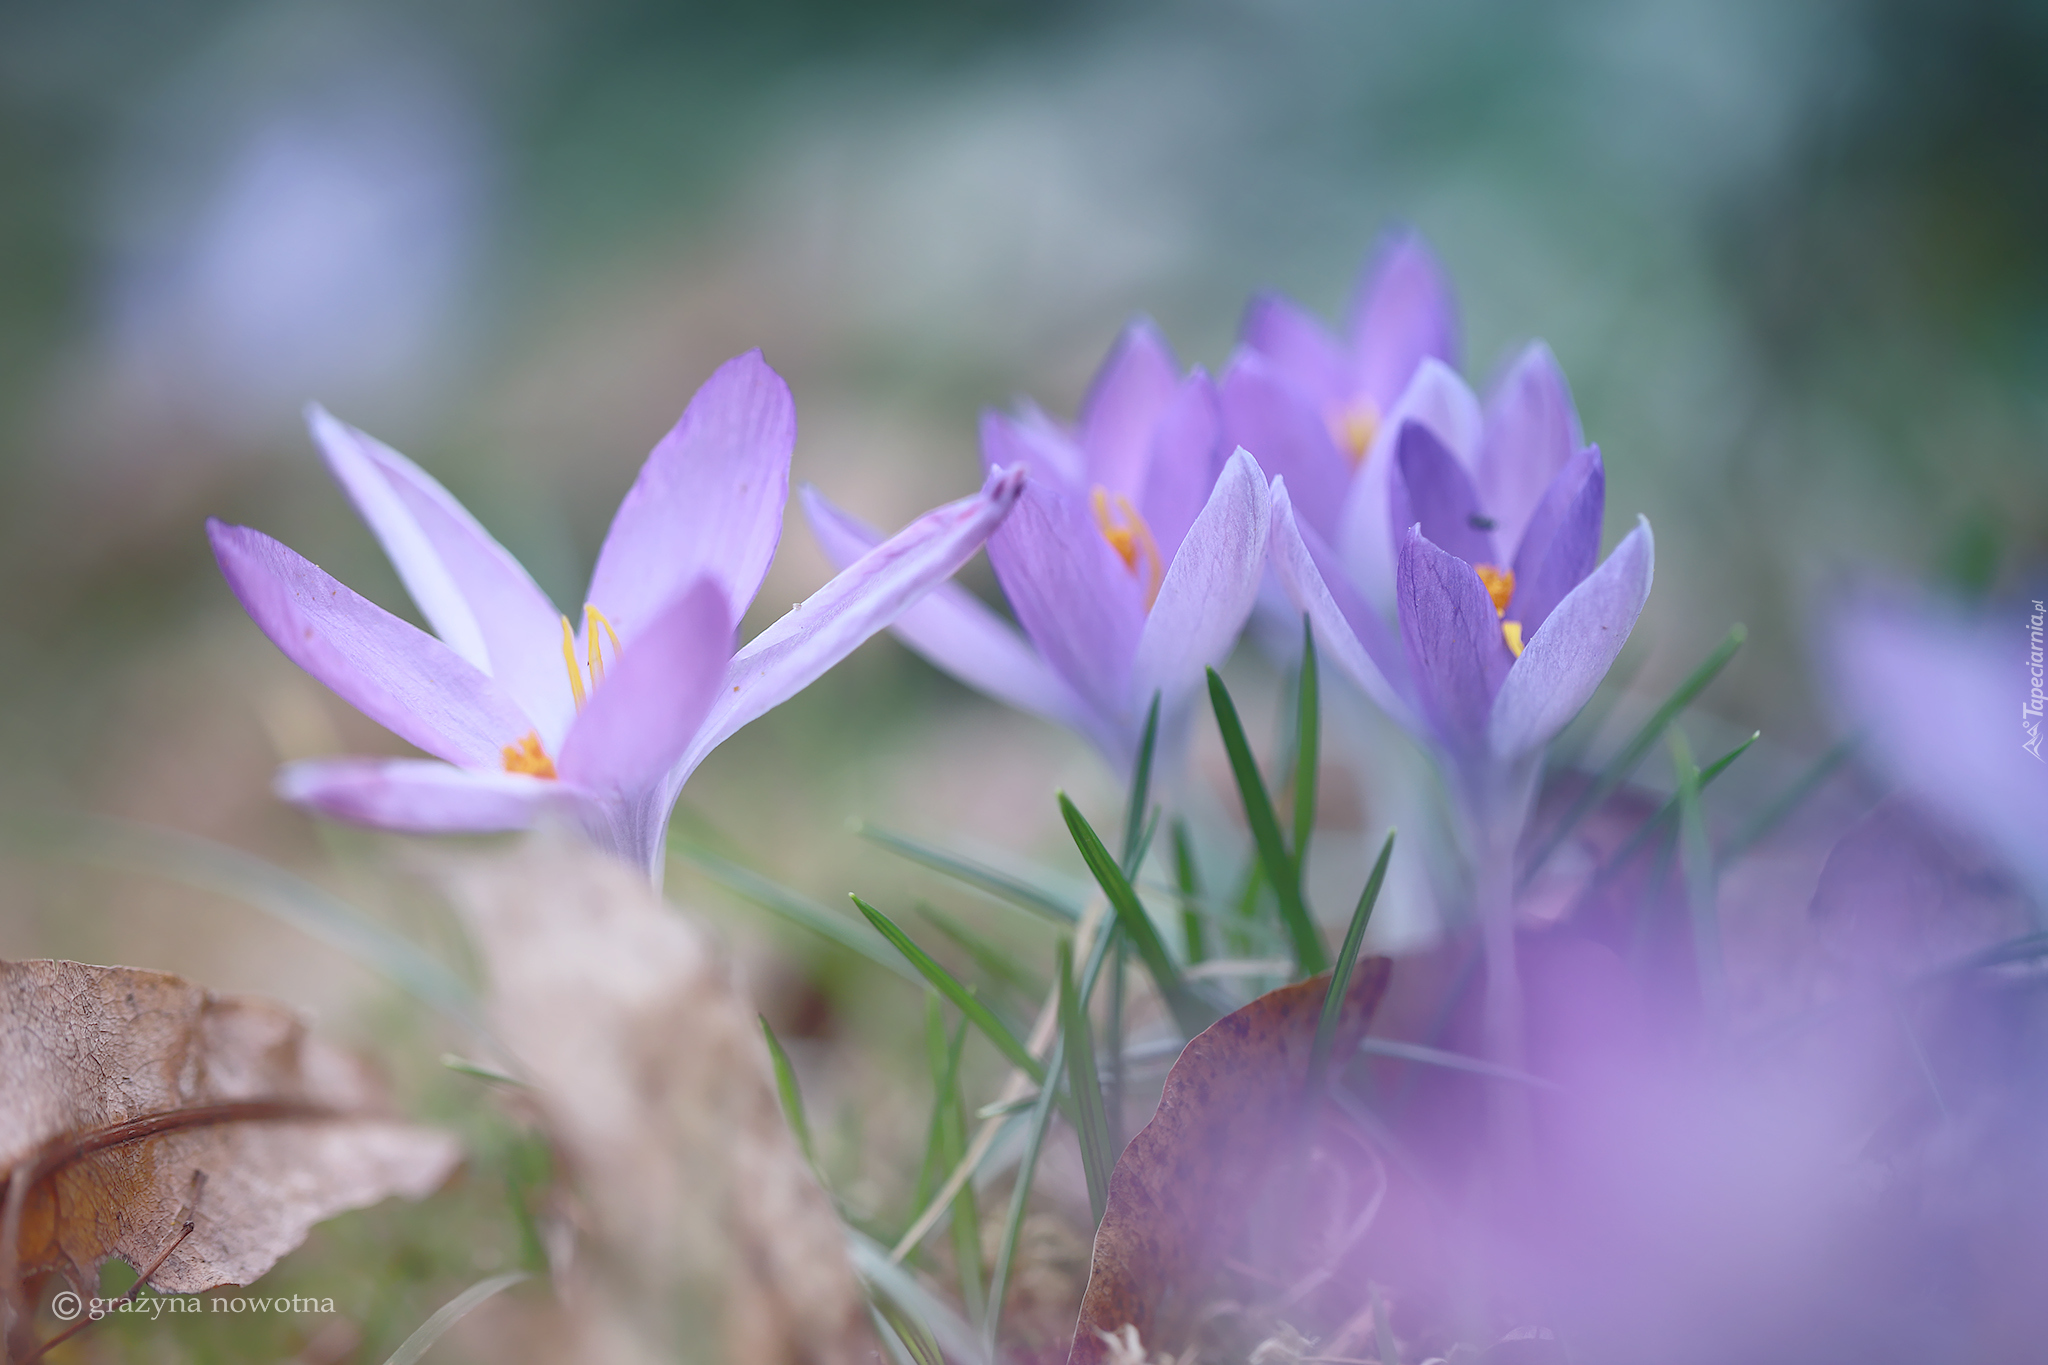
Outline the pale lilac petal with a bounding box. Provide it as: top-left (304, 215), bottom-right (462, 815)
top-left (209, 520), bottom-right (534, 768)
top-left (982, 403), bottom-right (1085, 490)
top-left (1268, 481), bottom-right (1415, 728)
top-left (982, 470), bottom-right (1147, 721)
top-left (1136, 370), bottom-right (1225, 562)
top-left (1489, 519), bottom-right (1654, 762)
top-left (1132, 450), bottom-right (1271, 733)
top-left (307, 406), bottom-right (573, 740)
top-left (558, 579), bottom-right (731, 797)
top-left (1831, 596), bottom-right (2048, 898)
top-left (800, 485), bottom-right (1095, 734)
top-left (1475, 342), bottom-right (1583, 552)
top-left (1337, 358), bottom-right (1484, 614)
top-left (1390, 422), bottom-right (1498, 568)
top-left (1078, 318), bottom-right (1180, 498)
top-left (1219, 349), bottom-right (1350, 546)
top-left (276, 757), bottom-right (577, 833)
top-left (1240, 292), bottom-right (1350, 404)
top-left (1345, 229), bottom-right (1461, 407)
top-left (682, 467), bottom-right (1029, 774)
top-left (1399, 525), bottom-right (1512, 755)
top-left (1509, 447), bottom-right (1604, 637)
top-left (586, 350), bottom-right (795, 638)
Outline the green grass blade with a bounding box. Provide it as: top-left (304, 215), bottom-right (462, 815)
top-left (1059, 793), bottom-right (1216, 1038)
top-left (1123, 692), bottom-right (1162, 874)
top-left (917, 904), bottom-right (1049, 1004)
top-left (1307, 830), bottom-right (1394, 1104)
top-left (1172, 819), bottom-right (1209, 964)
top-left (928, 1009), bottom-right (986, 1326)
top-left (853, 822), bottom-right (1081, 925)
top-left (1207, 668), bottom-right (1327, 976)
top-left (985, 1029), bottom-right (1064, 1360)
top-left (760, 1016), bottom-right (818, 1174)
top-left (853, 895), bottom-right (1046, 1083)
top-left (869, 1302), bottom-right (935, 1365)
top-left (1356, 1037), bottom-right (1563, 1090)
top-left (1293, 617), bottom-right (1321, 871)
top-left (1522, 624), bottom-right (1746, 884)
top-left (1670, 728), bottom-right (1725, 1023)
top-left (1597, 731), bottom-right (1760, 877)
top-left (381, 1272), bottom-right (528, 1365)
top-left (849, 1231), bottom-right (990, 1365)
top-left (1720, 735), bottom-right (1856, 865)
top-left (909, 998), bottom-right (950, 1224)
top-left (1059, 939), bottom-right (1115, 1226)
top-left (676, 842), bottom-right (919, 982)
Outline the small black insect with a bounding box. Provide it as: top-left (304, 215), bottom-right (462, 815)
top-left (1468, 513), bottom-right (1497, 531)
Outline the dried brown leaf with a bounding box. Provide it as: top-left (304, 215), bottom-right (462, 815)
top-left (1067, 959), bottom-right (1393, 1365)
top-left (0, 958), bottom-right (459, 1308)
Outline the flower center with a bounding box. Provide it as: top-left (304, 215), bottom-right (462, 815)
top-left (1328, 399), bottom-right (1381, 467)
top-left (501, 731), bottom-right (557, 779)
top-left (560, 604), bottom-right (622, 710)
top-left (1090, 487), bottom-right (1163, 610)
top-left (1474, 564), bottom-right (1525, 658)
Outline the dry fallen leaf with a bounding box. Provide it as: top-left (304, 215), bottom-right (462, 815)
top-left (435, 833), bottom-right (863, 1365)
top-left (1067, 958), bottom-right (1394, 1365)
top-left (0, 957), bottom-right (460, 1342)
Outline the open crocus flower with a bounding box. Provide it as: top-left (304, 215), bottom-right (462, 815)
top-left (209, 351), bottom-right (1025, 881)
top-left (804, 321), bottom-right (1271, 775)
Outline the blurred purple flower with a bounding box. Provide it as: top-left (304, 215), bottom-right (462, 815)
top-left (209, 350), bottom-right (1024, 880)
top-left (805, 321), bottom-right (1270, 774)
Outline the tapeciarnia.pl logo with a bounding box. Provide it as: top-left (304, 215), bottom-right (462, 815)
top-left (2026, 599), bottom-right (2045, 761)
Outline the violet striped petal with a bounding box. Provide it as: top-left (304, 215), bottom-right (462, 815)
top-left (1078, 318), bottom-right (1180, 499)
top-left (1346, 229), bottom-right (1461, 407)
top-left (1509, 446), bottom-right (1605, 637)
top-left (586, 349), bottom-right (794, 640)
top-left (559, 579), bottom-right (731, 797)
top-left (209, 519), bottom-right (534, 769)
top-left (1391, 422), bottom-right (1498, 569)
top-left (276, 758), bottom-right (576, 833)
top-left (1489, 518), bottom-right (1654, 762)
top-left (1476, 342), bottom-right (1583, 554)
top-left (1268, 481), bottom-right (1415, 728)
top-left (1399, 525), bottom-right (1512, 756)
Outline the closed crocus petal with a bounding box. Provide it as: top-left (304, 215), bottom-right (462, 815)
top-left (1338, 358), bottom-right (1484, 612)
top-left (1345, 229), bottom-right (1461, 406)
top-left (1219, 349), bottom-right (1351, 544)
top-left (276, 758), bottom-right (578, 834)
top-left (1488, 518), bottom-right (1654, 763)
top-left (557, 579), bottom-right (731, 799)
top-left (1267, 480), bottom-right (1414, 728)
top-left (1078, 319), bottom-right (1181, 497)
top-left (1390, 422), bottom-right (1496, 568)
top-left (1134, 370), bottom-right (1225, 561)
top-left (1508, 447), bottom-right (1605, 637)
top-left (1399, 525), bottom-right (1512, 757)
top-left (1240, 292), bottom-right (1351, 403)
top-left (1474, 342), bottom-right (1582, 555)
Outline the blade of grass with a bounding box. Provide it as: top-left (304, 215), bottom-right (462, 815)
top-left (1306, 830), bottom-right (1395, 1104)
top-left (1059, 793), bottom-right (1217, 1038)
top-left (760, 1016), bottom-right (818, 1174)
top-left (1720, 735), bottom-right (1856, 865)
top-left (909, 998), bottom-right (951, 1226)
top-left (1356, 1037), bottom-right (1563, 1091)
top-left (849, 1231), bottom-right (990, 1365)
top-left (918, 904), bottom-right (1050, 1004)
top-left (380, 1272), bottom-right (528, 1365)
top-left (1370, 1282), bottom-right (1398, 1365)
top-left (1059, 939), bottom-right (1115, 1226)
top-left (1207, 668), bottom-right (1327, 976)
top-left (676, 842), bottom-right (918, 982)
top-left (1671, 727), bottom-right (1725, 1024)
top-left (1123, 692), bottom-right (1162, 873)
top-left (1522, 624), bottom-right (1746, 885)
top-left (869, 1303), bottom-right (935, 1365)
top-left (853, 822), bottom-right (1080, 925)
top-left (928, 1009), bottom-right (986, 1326)
top-left (985, 1028), bottom-right (1064, 1360)
top-left (1293, 618), bottom-right (1321, 871)
top-left (1172, 819), bottom-right (1209, 964)
top-left (1595, 731), bottom-right (1760, 879)
top-left (854, 895), bottom-right (1046, 1083)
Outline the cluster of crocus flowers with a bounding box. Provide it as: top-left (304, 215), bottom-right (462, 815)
top-left (209, 351), bottom-right (1024, 882)
top-left (805, 321), bottom-right (1272, 776)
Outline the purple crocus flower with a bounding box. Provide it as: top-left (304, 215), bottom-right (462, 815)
top-left (208, 351), bottom-right (1025, 882)
top-left (804, 321), bottom-right (1271, 775)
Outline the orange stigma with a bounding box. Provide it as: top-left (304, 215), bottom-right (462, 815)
top-left (1474, 564), bottom-right (1516, 618)
top-left (560, 605), bottom-right (624, 710)
top-left (1329, 399), bottom-right (1381, 467)
top-left (501, 731), bottom-right (557, 779)
top-left (1090, 486), bottom-right (1164, 610)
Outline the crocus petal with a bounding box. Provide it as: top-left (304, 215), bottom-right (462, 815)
top-left (1240, 292), bottom-right (1350, 404)
top-left (800, 485), bottom-right (1098, 737)
top-left (1346, 229), bottom-right (1461, 407)
top-left (1338, 358), bottom-right (1484, 613)
top-left (982, 403), bottom-right (1085, 490)
top-left (307, 405), bottom-right (573, 740)
top-left (1390, 422), bottom-right (1497, 568)
top-left (1475, 342), bottom-right (1583, 553)
top-left (1508, 446), bottom-right (1604, 637)
top-left (1136, 369), bottom-right (1225, 562)
top-left (586, 349), bottom-right (795, 638)
top-left (683, 467), bottom-right (1030, 775)
top-left (276, 757), bottom-right (576, 833)
top-left (1489, 518), bottom-right (1654, 762)
top-left (209, 519), bottom-right (534, 768)
top-left (1078, 318), bottom-right (1180, 498)
top-left (1132, 449), bottom-right (1271, 738)
top-left (1268, 480), bottom-right (1415, 728)
top-left (1399, 524), bottom-right (1512, 755)
top-left (1218, 348), bottom-right (1350, 546)
top-left (981, 469), bottom-right (1147, 722)
top-left (558, 579), bottom-right (732, 797)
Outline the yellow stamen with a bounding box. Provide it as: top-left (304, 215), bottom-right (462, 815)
top-left (1090, 486), bottom-right (1164, 610)
top-left (585, 604), bottom-right (621, 688)
top-left (501, 730), bottom-right (557, 779)
top-left (560, 615), bottom-right (586, 710)
top-left (1329, 399), bottom-right (1381, 467)
top-left (1502, 620), bottom-right (1525, 658)
top-left (1474, 563), bottom-right (1516, 618)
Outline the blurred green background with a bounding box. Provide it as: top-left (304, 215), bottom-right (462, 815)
top-left (0, 0), bottom-right (2043, 1352)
